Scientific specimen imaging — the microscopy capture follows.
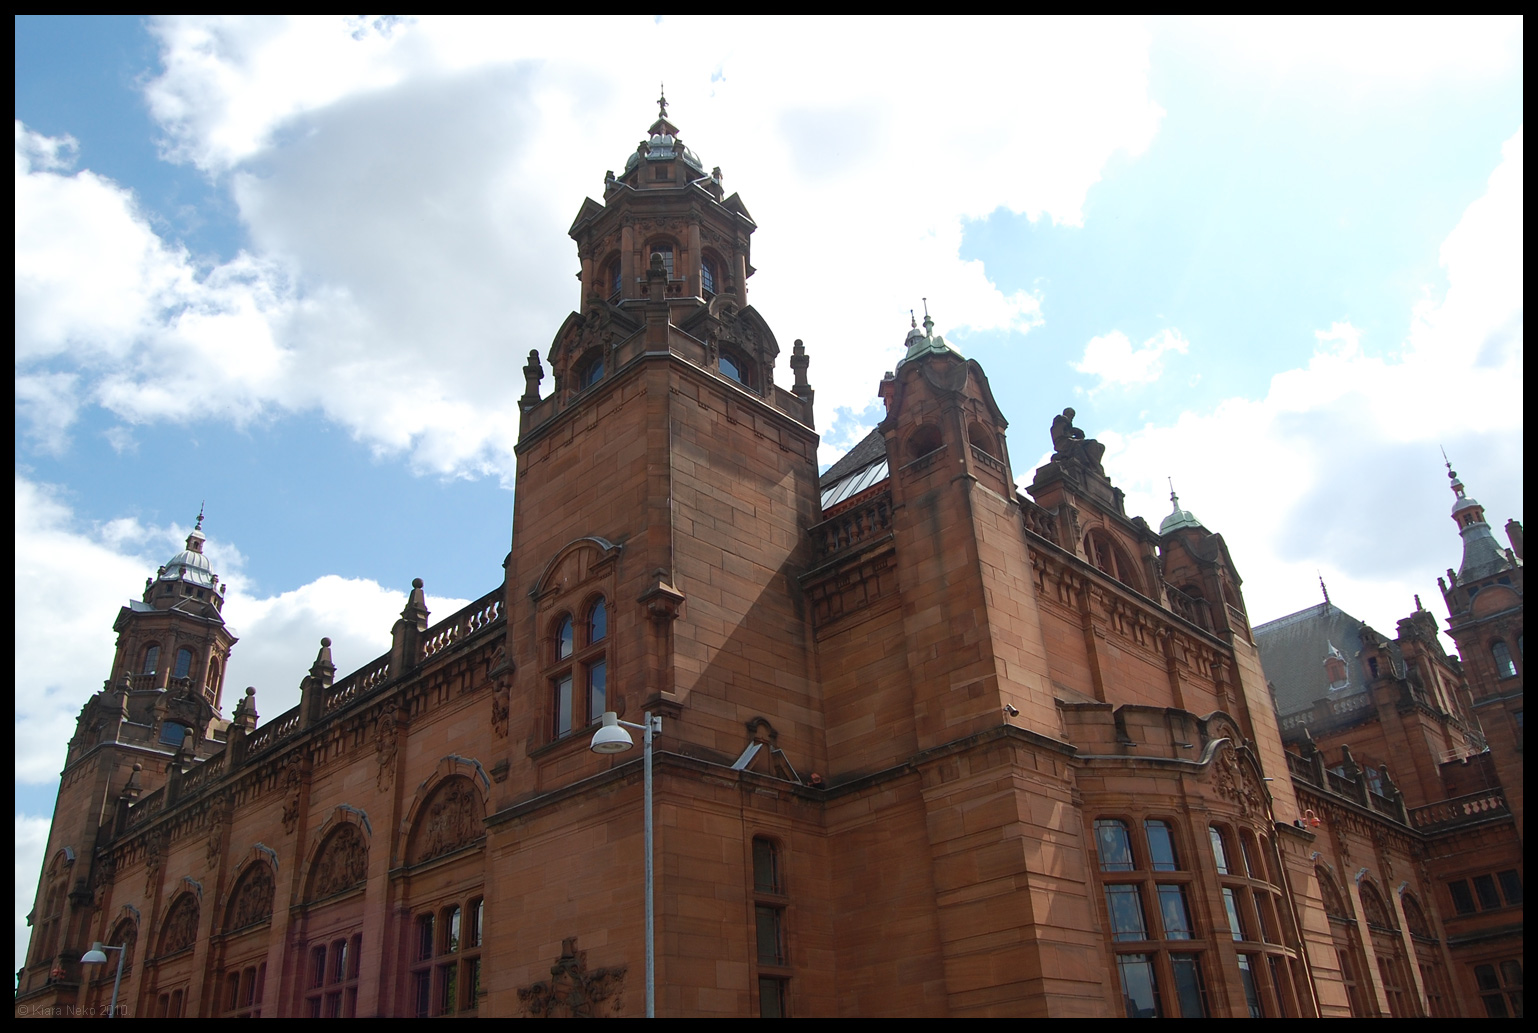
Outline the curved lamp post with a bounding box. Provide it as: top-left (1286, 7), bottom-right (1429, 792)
top-left (80, 941), bottom-right (127, 1018)
top-left (590, 710), bottom-right (662, 1018)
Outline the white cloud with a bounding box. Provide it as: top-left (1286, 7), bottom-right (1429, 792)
top-left (17, 18), bottom-right (1166, 480)
top-left (13, 476), bottom-right (470, 787)
top-left (15, 814), bottom-right (50, 976)
top-left (1100, 127), bottom-right (1523, 639)
top-left (1074, 327), bottom-right (1190, 390)
top-left (1182, 16), bottom-right (1521, 85)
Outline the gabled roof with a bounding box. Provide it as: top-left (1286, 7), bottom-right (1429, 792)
top-left (1254, 602), bottom-right (1394, 716)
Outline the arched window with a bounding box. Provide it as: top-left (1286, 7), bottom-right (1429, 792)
top-left (173, 647), bottom-right (194, 680)
top-left (720, 349), bottom-right (752, 389)
top-left (1144, 820), bottom-right (1180, 871)
top-left (1492, 640), bottom-right (1517, 678)
top-left (550, 600), bottom-right (609, 738)
top-left (575, 350), bottom-right (604, 391)
top-left (1208, 826), bottom-right (1231, 875)
top-left (590, 598), bottom-right (607, 643)
top-left (208, 657), bottom-right (222, 694)
top-left (1085, 530), bottom-right (1143, 592)
top-left (410, 896), bottom-right (483, 1016)
top-left (556, 616), bottom-right (574, 661)
top-left (606, 259), bottom-right (622, 300)
top-left (701, 257), bottom-right (717, 296)
top-left (142, 644), bottom-right (160, 675)
top-left (967, 423), bottom-right (998, 459)
top-left (1095, 819), bottom-right (1135, 871)
top-left (906, 424), bottom-right (943, 460)
top-left (159, 721), bottom-right (192, 747)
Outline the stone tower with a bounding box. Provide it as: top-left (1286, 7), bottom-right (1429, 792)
top-left (1436, 463), bottom-right (1524, 837)
top-left (21, 512), bottom-right (238, 996)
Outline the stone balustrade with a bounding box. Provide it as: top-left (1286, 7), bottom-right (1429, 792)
top-left (422, 589), bottom-right (505, 661)
top-left (809, 491), bottom-right (893, 561)
top-left (1409, 790), bottom-right (1510, 832)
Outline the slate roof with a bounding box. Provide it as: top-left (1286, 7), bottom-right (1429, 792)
top-left (1253, 602), bottom-right (1399, 717)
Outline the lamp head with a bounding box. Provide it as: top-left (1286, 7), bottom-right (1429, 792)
top-left (82, 942), bottom-right (109, 964)
top-left (590, 711), bottom-right (634, 754)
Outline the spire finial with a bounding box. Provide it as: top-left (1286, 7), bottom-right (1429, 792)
top-left (921, 297), bottom-right (934, 338)
top-left (657, 83), bottom-right (668, 121)
top-left (195, 501), bottom-right (205, 531)
top-left (1318, 571), bottom-right (1330, 605)
top-left (910, 309), bottom-right (917, 330)
top-left (1168, 477), bottom-right (1179, 508)
top-left (1442, 448), bottom-right (1467, 498)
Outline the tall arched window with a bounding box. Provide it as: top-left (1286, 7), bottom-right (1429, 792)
top-left (142, 644), bottom-right (160, 675)
top-left (701, 257), bottom-right (717, 296)
top-left (1492, 640), bottom-right (1517, 678)
top-left (173, 647), bottom-right (194, 680)
top-left (550, 600), bottom-right (609, 738)
top-left (1095, 819), bottom-right (1135, 871)
top-left (606, 259), bottom-right (622, 300)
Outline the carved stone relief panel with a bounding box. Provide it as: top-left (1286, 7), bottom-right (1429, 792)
top-left (408, 776), bottom-right (485, 865)
top-left (307, 823), bottom-right (368, 901)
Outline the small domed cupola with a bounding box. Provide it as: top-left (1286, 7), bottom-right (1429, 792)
top-left (624, 87), bottom-right (706, 177)
top-left (897, 305), bottom-right (962, 368)
top-left (149, 506), bottom-right (226, 613)
top-left (1444, 458), bottom-right (1511, 582)
top-left (1159, 483), bottom-right (1206, 536)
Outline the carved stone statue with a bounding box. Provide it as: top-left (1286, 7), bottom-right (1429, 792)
top-left (1049, 407), bottom-right (1106, 470)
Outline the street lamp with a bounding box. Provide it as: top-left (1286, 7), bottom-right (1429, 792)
top-left (590, 710), bottom-right (662, 1018)
top-left (80, 941), bottom-right (127, 1018)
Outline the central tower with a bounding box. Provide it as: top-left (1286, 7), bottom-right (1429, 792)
top-left (494, 105), bottom-right (824, 982)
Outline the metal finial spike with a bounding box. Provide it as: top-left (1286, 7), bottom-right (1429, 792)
top-left (910, 309), bottom-right (917, 329)
top-left (1318, 572), bottom-right (1330, 605)
top-left (196, 501), bottom-right (205, 530)
top-left (657, 83), bottom-right (667, 120)
top-left (921, 298), bottom-right (934, 337)
top-left (1168, 477), bottom-right (1178, 506)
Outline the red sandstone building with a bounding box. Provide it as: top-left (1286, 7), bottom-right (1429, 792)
top-left (17, 106), bottom-right (1523, 1018)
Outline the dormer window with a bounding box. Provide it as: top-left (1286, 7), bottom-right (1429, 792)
top-left (720, 352), bottom-right (747, 386)
top-left (1324, 654), bottom-right (1349, 690)
top-left (575, 350), bottom-right (604, 391)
